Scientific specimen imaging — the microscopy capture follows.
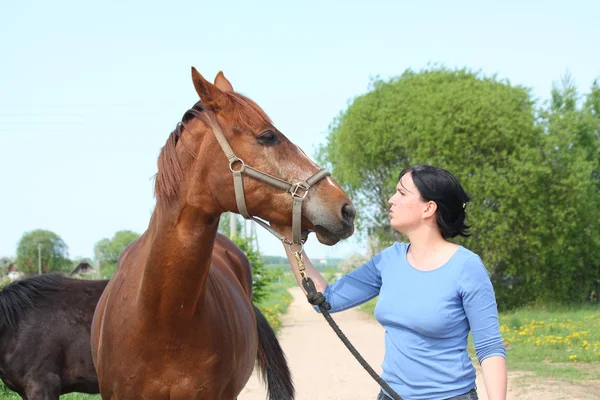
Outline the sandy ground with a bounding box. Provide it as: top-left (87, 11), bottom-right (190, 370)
top-left (240, 287), bottom-right (598, 400)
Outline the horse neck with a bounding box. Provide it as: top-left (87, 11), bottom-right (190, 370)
top-left (137, 121), bottom-right (224, 321)
top-left (138, 202), bottom-right (221, 321)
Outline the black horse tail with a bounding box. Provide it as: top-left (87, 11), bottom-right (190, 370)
top-left (0, 273), bottom-right (65, 331)
top-left (254, 305), bottom-right (295, 400)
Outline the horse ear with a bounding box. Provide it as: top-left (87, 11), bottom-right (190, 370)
top-left (191, 67), bottom-right (227, 107)
top-left (214, 71), bottom-right (234, 92)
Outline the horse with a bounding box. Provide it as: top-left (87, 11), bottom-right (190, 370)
top-left (0, 274), bottom-right (108, 399)
top-left (91, 67), bottom-right (356, 400)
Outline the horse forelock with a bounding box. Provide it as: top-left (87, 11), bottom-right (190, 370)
top-left (224, 92), bottom-right (272, 130)
top-left (0, 274), bottom-right (66, 331)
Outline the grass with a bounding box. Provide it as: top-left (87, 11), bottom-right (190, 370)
top-left (499, 305), bottom-right (600, 362)
top-left (360, 297), bottom-right (600, 381)
top-left (492, 304), bottom-right (600, 381)
top-left (0, 385), bottom-right (101, 399)
top-left (254, 274), bottom-right (294, 333)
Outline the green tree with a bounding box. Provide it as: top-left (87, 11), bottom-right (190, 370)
top-left (0, 256), bottom-right (14, 277)
top-left (231, 235), bottom-right (272, 303)
top-left (16, 229), bottom-right (70, 274)
top-left (218, 213), bottom-right (272, 303)
top-left (319, 66), bottom-right (553, 308)
top-left (583, 79), bottom-right (600, 190)
top-left (263, 255), bottom-right (288, 265)
top-left (217, 212), bottom-right (243, 238)
top-left (0, 257), bottom-right (15, 287)
top-left (534, 75), bottom-right (600, 303)
top-left (94, 230), bottom-right (141, 278)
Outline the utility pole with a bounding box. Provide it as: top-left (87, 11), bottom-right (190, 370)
top-left (230, 213), bottom-right (237, 239)
top-left (37, 243), bottom-right (42, 275)
top-left (251, 221), bottom-right (260, 255)
top-left (95, 246), bottom-right (101, 280)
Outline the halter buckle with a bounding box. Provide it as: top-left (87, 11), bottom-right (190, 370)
top-left (290, 181), bottom-right (310, 199)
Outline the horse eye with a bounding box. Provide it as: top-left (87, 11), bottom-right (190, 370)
top-left (257, 130), bottom-right (278, 145)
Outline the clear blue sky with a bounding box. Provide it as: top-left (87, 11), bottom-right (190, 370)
top-left (1, 0), bottom-right (598, 261)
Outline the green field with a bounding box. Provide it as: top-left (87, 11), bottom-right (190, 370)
top-left (492, 305), bottom-right (600, 380)
top-left (0, 387), bottom-right (99, 400)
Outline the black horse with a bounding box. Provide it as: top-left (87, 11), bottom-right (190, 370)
top-left (0, 274), bottom-right (108, 399)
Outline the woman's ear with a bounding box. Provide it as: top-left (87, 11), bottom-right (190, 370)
top-left (423, 200), bottom-right (437, 219)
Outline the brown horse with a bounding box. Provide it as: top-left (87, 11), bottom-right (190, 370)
top-left (90, 67), bottom-right (355, 400)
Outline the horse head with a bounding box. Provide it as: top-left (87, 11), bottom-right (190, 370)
top-left (155, 67), bottom-right (355, 245)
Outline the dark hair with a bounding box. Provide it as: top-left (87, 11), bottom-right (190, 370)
top-left (398, 165), bottom-right (471, 238)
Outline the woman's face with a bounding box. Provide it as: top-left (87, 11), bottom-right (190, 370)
top-left (388, 172), bottom-right (429, 233)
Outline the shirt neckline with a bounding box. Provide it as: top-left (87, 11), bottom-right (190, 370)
top-left (403, 243), bottom-right (463, 273)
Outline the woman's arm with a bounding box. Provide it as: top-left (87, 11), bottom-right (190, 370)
top-left (481, 355), bottom-right (507, 400)
top-left (459, 256), bottom-right (507, 400)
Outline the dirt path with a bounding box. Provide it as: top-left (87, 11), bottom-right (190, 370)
top-left (240, 287), bottom-right (596, 400)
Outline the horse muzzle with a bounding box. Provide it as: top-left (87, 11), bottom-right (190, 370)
top-left (308, 202), bottom-right (355, 245)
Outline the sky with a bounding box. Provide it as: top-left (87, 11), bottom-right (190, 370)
top-left (1, 0), bottom-right (598, 261)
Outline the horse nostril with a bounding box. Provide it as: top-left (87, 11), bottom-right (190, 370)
top-left (341, 203), bottom-right (356, 223)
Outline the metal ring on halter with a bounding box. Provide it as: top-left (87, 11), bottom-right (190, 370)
top-left (287, 241), bottom-right (303, 254)
top-left (229, 158), bottom-right (246, 173)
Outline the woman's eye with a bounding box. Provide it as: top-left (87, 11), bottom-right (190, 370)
top-left (257, 130), bottom-right (278, 145)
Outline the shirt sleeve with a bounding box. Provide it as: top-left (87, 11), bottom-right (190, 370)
top-left (318, 250), bottom-right (384, 313)
top-left (459, 255), bottom-right (506, 364)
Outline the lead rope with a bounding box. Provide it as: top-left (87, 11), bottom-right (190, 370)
top-left (291, 252), bottom-right (403, 400)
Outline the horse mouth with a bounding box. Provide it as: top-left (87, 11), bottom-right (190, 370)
top-left (313, 225), bottom-right (344, 245)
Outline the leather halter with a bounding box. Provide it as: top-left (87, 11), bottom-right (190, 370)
top-left (183, 105), bottom-right (330, 251)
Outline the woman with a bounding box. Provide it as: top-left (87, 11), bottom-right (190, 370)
top-left (275, 165), bottom-right (507, 400)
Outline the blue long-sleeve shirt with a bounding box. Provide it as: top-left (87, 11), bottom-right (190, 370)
top-left (321, 242), bottom-right (505, 400)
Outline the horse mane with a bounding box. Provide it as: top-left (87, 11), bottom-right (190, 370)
top-left (0, 273), bottom-right (66, 331)
top-left (154, 92), bottom-right (272, 207)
